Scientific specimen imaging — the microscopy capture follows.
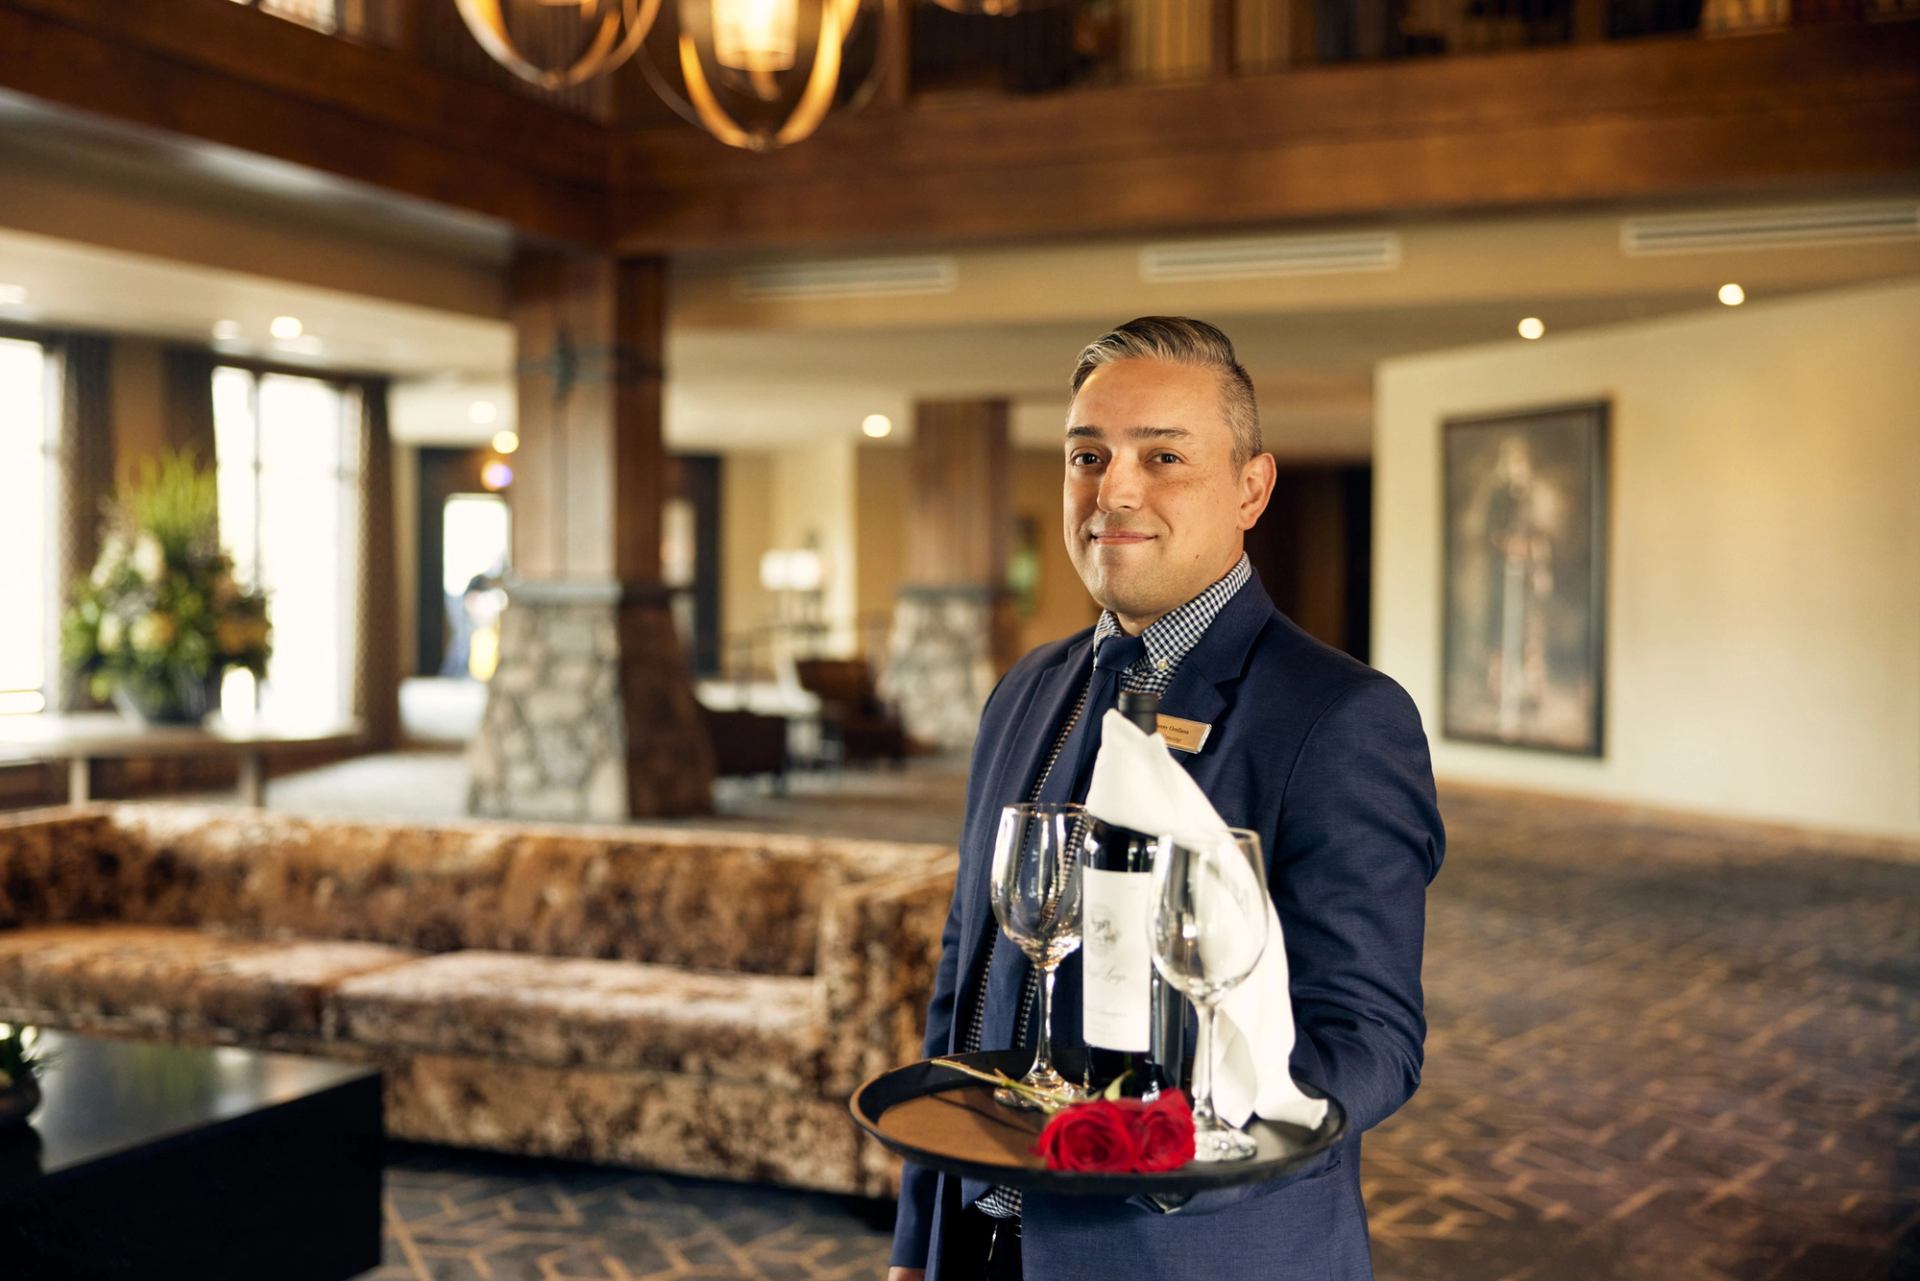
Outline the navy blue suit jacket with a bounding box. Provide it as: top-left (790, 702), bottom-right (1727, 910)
top-left (891, 571), bottom-right (1445, 1281)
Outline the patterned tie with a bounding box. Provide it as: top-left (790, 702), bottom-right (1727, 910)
top-left (979, 630), bottom-right (1148, 1054)
top-left (1036, 630), bottom-right (1148, 807)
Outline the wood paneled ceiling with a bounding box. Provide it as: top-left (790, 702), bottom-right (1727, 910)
top-left (1, 0), bottom-right (1916, 254)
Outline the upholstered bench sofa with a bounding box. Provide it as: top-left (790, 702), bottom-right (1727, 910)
top-left (0, 803), bottom-right (953, 1197)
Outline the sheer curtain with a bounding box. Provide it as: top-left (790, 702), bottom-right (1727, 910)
top-left (54, 334), bottom-right (114, 711)
top-left (213, 366), bottom-right (363, 726)
top-left (0, 336), bottom-right (54, 716)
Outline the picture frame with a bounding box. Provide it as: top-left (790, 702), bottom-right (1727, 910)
top-left (1440, 401), bottom-right (1608, 757)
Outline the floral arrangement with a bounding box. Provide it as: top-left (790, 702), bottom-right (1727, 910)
top-left (0, 1022), bottom-right (45, 1092)
top-left (933, 1059), bottom-right (1198, 1174)
top-left (61, 451), bottom-right (271, 720)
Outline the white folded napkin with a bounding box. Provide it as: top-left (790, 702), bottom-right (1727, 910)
top-left (1085, 709), bottom-right (1328, 1131)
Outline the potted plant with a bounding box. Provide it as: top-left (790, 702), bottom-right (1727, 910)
top-left (0, 1022), bottom-right (45, 1130)
top-left (61, 451), bottom-right (272, 725)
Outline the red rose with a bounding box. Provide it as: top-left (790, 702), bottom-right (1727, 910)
top-left (1133, 1089), bottom-right (1197, 1172)
top-left (1029, 1091), bottom-right (1197, 1173)
top-left (1031, 1099), bottom-right (1142, 1173)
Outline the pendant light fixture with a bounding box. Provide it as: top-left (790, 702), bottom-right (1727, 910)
top-left (925, 0), bottom-right (1041, 12)
top-left (642, 0), bottom-right (894, 151)
top-left (455, 0), bottom-right (663, 91)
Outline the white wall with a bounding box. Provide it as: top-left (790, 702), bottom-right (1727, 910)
top-left (720, 450), bottom-right (775, 645)
top-left (769, 439), bottom-right (859, 644)
top-left (1374, 278), bottom-right (1920, 839)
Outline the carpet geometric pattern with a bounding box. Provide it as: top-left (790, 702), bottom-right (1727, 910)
top-left (363, 1147), bottom-right (893, 1281)
top-left (354, 783), bottom-right (1918, 1281)
top-left (1363, 787), bottom-right (1918, 1281)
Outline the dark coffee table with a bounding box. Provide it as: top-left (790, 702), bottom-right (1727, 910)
top-left (0, 1030), bottom-right (382, 1281)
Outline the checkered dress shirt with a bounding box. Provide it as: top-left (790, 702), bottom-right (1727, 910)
top-left (969, 553), bottom-right (1251, 1218)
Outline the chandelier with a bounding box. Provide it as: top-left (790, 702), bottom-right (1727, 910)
top-left (458, 0), bottom-right (1009, 151)
top-left (454, 0), bottom-right (663, 91)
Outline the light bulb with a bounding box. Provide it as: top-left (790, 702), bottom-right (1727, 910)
top-left (1517, 317), bottom-right (1545, 341)
top-left (713, 0), bottom-right (800, 72)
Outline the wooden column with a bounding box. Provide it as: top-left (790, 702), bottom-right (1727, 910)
top-left (885, 399), bottom-right (1015, 750)
top-left (469, 248), bottom-right (712, 821)
top-left (507, 252), bottom-right (667, 584)
top-left (906, 399), bottom-right (1011, 590)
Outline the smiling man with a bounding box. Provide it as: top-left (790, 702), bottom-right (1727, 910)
top-left (888, 317), bottom-right (1446, 1281)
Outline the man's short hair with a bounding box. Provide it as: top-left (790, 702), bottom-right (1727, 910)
top-left (1069, 316), bottom-right (1263, 469)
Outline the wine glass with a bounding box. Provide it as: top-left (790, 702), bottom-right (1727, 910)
top-left (988, 802), bottom-right (1087, 1108)
top-left (1148, 827), bottom-right (1269, 1161)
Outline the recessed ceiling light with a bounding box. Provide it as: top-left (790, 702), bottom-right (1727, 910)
top-left (269, 315), bottom-right (303, 340)
top-left (469, 401), bottom-right (498, 425)
top-left (861, 413), bottom-right (893, 439)
top-left (1718, 283), bottom-right (1746, 307)
top-left (211, 320), bottom-right (241, 340)
top-left (1517, 317), bottom-right (1546, 341)
top-left (0, 284), bottom-right (28, 306)
top-left (481, 460), bottom-right (514, 491)
top-left (491, 430), bottom-right (519, 455)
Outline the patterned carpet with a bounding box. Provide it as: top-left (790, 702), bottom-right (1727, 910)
top-left (365, 1147), bottom-right (893, 1281)
top-left (336, 776), bottom-right (1916, 1281)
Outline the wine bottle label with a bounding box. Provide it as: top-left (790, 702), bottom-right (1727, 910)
top-left (1081, 866), bottom-right (1152, 1053)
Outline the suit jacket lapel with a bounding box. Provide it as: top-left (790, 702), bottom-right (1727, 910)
top-left (983, 637), bottom-right (1089, 813)
top-left (952, 635), bottom-right (1090, 1046)
top-left (1154, 569), bottom-right (1276, 756)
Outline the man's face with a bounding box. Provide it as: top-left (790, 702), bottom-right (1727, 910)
top-left (1063, 357), bottom-right (1275, 633)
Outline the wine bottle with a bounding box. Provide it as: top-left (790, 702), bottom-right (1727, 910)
top-left (1082, 690), bottom-right (1190, 1099)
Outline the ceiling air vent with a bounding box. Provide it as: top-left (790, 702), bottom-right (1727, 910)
top-left (1140, 233), bottom-right (1401, 283)
top-left (1621, 203), bottom-right (1920, 256)
top-left (732, 257), bottom-right (958, 301)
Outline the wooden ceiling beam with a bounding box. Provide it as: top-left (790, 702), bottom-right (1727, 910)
top-left (612, 24), bottom-right (1920, 252)
top-left (0, 0), bottom-right (610, 246)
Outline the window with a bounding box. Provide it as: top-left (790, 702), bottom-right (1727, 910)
top-left (213, 367), bottom-right (362, 724)
top-left (0, 338), bottom-right (54, 715)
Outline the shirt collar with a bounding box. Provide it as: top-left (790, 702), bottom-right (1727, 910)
top-left (1092, 552), bottom-right (1252, 672)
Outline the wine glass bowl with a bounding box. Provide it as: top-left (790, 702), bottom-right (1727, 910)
top-left (988, 802), bottom-right (1087, 1108)
top-left (1149, 827), bottom-right (1269, 1161)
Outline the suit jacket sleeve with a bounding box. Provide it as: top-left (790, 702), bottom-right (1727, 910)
top-left (1160, 674), bottom-right (1444, 1218)
top-left (890, 676), bottom-right (1011, 1267)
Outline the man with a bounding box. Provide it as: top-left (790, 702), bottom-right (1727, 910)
top-left (889, 317), bottom-right (1445, 1281)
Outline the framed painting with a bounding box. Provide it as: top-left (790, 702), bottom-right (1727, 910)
top-left (1441, 402), bottom-right (1608, 756)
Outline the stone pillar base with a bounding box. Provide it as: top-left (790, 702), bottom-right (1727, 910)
top-left (468, 581), bottom-right (712, 821)
top-left (882, 587), bottom-right (1005, 753)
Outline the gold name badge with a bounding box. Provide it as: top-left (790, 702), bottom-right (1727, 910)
top-left (1156, 714), bottom-right (1212, 754)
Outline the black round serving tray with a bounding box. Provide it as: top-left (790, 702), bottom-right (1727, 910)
top-left (850, 1049), bottom-right (1345, 1195)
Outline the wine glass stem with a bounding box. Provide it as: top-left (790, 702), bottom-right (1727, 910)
top-left (1192, 1002), bottom-right (1221, 1130)
top-left (1034, 963), bottom-right (1058, 1078)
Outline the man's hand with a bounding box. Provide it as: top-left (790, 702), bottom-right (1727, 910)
top-left (887, 1270), bottom-right (925, 1281)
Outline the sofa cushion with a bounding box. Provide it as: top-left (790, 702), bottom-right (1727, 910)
top-left (103, 808), bottom-right (515, 955)
top-left (327, 951), bottom-right (824, 1091)
top-left (0, 811), bottom-right (125, 928)
top-left (0, 924), bottom-right (421, 1039)
top-left (101, 808), bottom-right (847, 976)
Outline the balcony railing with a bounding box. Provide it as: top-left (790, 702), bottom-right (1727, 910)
top-left (229, 0), bottom-right (1920, 120)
